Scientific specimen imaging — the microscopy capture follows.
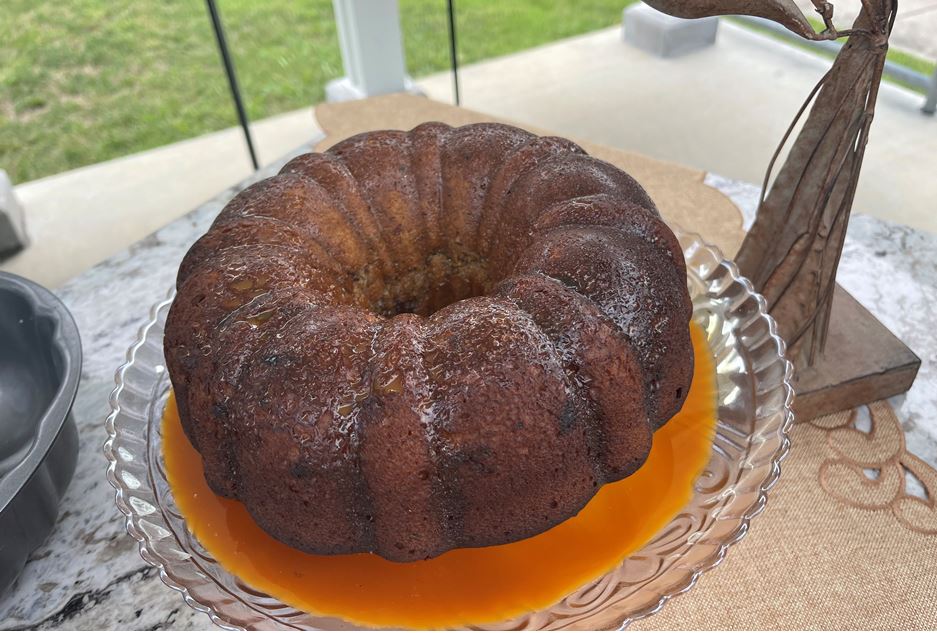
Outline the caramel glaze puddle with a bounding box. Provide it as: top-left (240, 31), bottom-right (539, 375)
top-left (163, 322), bottom-right (717, 629)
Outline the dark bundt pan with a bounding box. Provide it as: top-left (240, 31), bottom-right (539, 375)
top-left (0, 272), bottom-right (80, 596)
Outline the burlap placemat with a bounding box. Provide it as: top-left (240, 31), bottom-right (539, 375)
top-left (313, 95), bottom-right (937, 629)
top-left (632, 402), bottom-right (937, 630)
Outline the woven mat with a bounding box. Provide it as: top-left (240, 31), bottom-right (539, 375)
top-left (315, 95), bottom-right (937, 630)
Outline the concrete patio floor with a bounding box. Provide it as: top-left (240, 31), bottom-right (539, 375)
top-left (416, 21), bottom-right (937, 235)
top-left (1, 108), bottom-right (322, 288)
top-left (3, 19), bottom-right (935, 289)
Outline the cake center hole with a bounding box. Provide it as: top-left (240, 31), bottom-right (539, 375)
top-left (372, 250), bottom-right (493, 318)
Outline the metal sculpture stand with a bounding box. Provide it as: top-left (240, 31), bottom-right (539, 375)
top-left (646, 0), bottom-right (920, 418)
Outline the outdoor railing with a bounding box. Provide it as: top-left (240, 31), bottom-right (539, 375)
top-left (734, 15), bottom-right (937, 115)
top-left (204, 5), bottom-right (936, 173)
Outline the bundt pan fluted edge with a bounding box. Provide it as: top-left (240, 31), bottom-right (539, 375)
top-left (0, 272), bottom-right (81, 597)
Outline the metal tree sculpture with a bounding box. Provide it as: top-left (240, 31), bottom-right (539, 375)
top-left (645, 0), bottom-right (896, 366)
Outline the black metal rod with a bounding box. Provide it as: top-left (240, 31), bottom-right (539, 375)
top-left (446, 0), bottom-right (461, 106)
top-left (205, 0), bottom-right (259, 170)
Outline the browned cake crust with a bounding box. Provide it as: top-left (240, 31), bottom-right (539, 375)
top-left (164, 122), bottom-right (694, 562)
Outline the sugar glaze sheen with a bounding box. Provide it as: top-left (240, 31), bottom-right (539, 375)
top-left (162, 122), bottom-right (694, 562)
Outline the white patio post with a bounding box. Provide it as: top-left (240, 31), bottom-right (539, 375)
top-left (326, 0), bottom-right (419, 102)
top-left (0, 170), bottom-right (28, 258)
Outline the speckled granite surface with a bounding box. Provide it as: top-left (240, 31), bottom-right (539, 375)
top-left (706, 173), bottom-right (937, 468)
top-left (0, 163), bottom-right (933, 630)
top-left (0, 146), bottom-right (310, 631)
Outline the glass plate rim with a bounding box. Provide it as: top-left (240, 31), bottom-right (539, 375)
top-left (103, 227), bottom-right (795, 630)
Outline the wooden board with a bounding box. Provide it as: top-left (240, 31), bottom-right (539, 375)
top-left (794, 285), bottom-right (920, 421)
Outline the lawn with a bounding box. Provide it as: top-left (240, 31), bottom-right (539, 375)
top-left (3, 2), bottom-right (932, 185)
top-left (0, 0), bottom-right (635, 184)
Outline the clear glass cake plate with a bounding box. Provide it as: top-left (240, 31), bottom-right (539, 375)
top-left (104, 228), bottom-right (794, 630)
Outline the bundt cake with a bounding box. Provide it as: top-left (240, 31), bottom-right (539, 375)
top-left (164, 122), bottom-right (693, 562)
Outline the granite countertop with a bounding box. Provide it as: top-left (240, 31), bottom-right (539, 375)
top-left (1, 159), bottom-right (935, 629)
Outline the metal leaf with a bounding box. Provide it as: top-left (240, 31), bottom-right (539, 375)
top-left (643, 0), bottom-right (819, 39)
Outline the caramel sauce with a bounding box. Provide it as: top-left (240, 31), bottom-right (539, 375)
top-left (163, 322), bottom-right (716, 629)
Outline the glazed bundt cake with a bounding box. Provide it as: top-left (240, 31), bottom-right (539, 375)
top-left (164, 122), bottom-right (693, 562)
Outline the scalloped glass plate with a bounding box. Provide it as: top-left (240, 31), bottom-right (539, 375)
top-left (104, 228), bottom-right (793, 630)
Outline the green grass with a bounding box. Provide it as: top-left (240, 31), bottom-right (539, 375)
top-left (0, 0), bottom-right (634, 184)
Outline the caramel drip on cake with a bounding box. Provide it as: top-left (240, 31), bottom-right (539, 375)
top-left (163, 322), bottom-right (716, 629)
